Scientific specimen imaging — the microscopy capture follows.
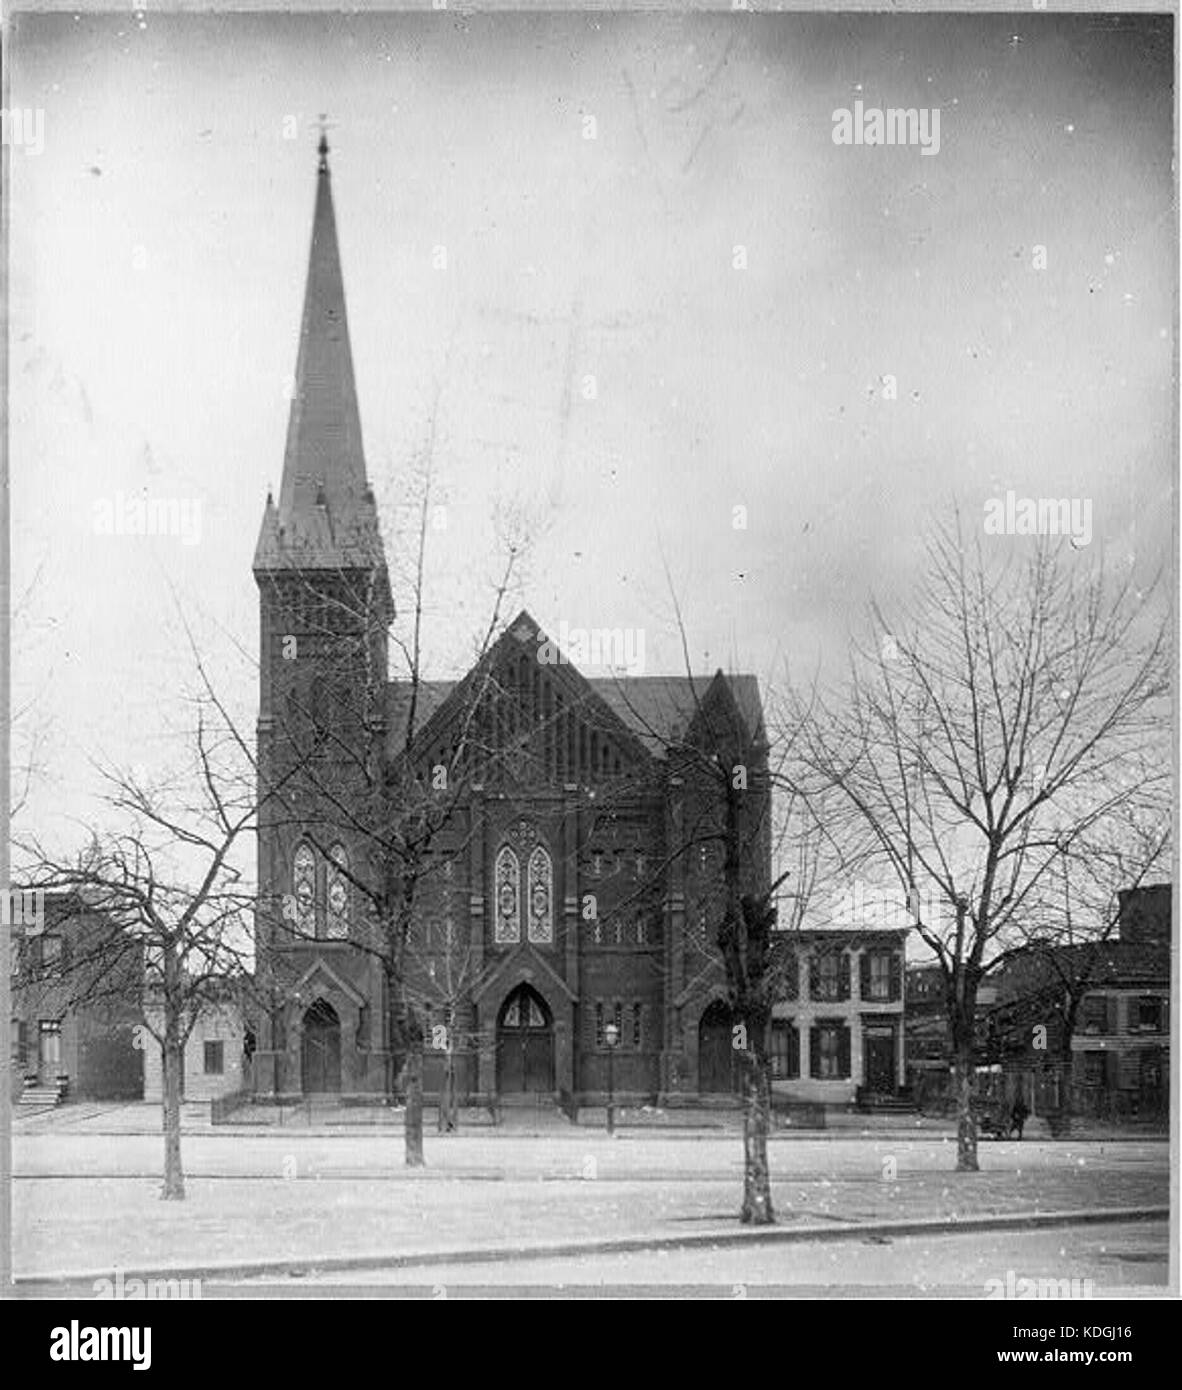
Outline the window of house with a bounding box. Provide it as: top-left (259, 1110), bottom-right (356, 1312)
top-left (811, 951), bottom-right (848, 1002)
top-left (1082, 1050), bottom-right (1106, 1086)
top-left (613, 1001), bottom-right (623, 1040)
top-left (637, 917), bottom-right (647, 946)
top-left (636, 853), bottom-right (646, 878)
top-left (770, 1021), bottom-right (799, 1079)
top-left (1136, 996), bottom-right (1163, 1032)
top-left (614, 918), bottom-right (622, 945)
top-left (632, 1002), bottom-right (642, 1050)
top-left (204, 1041), bottom-right (225, 1075)
top-left (595, 1001), bottom-right (604, 1048)
top-left (864, 952), bottom-right (891, 1001)
top-left (1080, 995), bottom-right (1108, 1034)
top-left (812, 1023), bottom-right (850, 1079)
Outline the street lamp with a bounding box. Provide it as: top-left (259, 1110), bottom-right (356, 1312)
top-left (604, 1020), bottom-right (620, 1134)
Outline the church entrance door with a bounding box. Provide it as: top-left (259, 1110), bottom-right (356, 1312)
top-left (698, 1000), bottom-right (738, 1094)
top-left (496, 985), bottom-right (553, 1095)
top-left (301, 998), bottom-right (342, 1094)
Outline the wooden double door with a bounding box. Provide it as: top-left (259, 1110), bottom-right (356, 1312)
top-left (699, 1001), bottom-right (738, 1094)
top-left (301, 998), bottom-right (342, 1094)
top-left (497, 985), bottom-right (554, 1094)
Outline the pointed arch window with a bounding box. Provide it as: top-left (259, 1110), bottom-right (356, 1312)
top-left (495, 844), bottom-right (521, 945)
top-left (527, 844), bottom-right (554, 945)
top-left (293, 843), bottom-right (316, 936)
top-left (326, 844), bottom-right (350, 939)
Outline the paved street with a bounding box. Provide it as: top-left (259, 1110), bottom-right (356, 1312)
top-left (13, 1124), bottom-right (1168, 1283)
top-left (225, 1220), bottom-right (1169, 1296)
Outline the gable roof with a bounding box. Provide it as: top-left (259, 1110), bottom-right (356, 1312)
top-left (381, 615), bottom-right (766, 761)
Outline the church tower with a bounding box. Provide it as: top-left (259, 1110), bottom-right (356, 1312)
top-left (252, 131), bottom-right (392, 1098)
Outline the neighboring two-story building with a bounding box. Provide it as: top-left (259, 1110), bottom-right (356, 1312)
top-left (768, 929), bottom-right (908, 1107)
top-left (986, 887), bottom-right (1170, 1121)
top-left (9, 892), bottom-right (144, 1105)
top-left (905, 884), bottom-right (1170, 1121)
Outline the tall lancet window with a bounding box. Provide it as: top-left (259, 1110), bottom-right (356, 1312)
top-left (495, 845), bottom-right (521, 945)
top-left (527, 844), bottom-right (554, 945)
top-left (326, 844), bottom-right (350, 939)
top-left (293, 844), bottom-right (316, 937)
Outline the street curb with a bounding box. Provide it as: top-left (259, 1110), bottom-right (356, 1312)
top-left (14, 1205), bottom-right (1168, 1288)
top-left (13, 1125), bottom-right (1167, 1142)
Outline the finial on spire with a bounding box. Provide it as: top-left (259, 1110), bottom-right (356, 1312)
top-left (317, 114), bottom-right (329, 170)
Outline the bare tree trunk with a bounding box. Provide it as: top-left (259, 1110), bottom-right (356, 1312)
top-left (404, 1041), bottom-right (425, 1165)
top-left (740, 1053), bottom-right (775, 1224)
top-left (438, 1046), bottom-right (457, 1133)
top-left (161, 1038), bottom-right (186, 1200)
top-left (954, 1048), bottom-right (979, 1172)
top-left (1055, 1043), bottom-right (1075, 1139)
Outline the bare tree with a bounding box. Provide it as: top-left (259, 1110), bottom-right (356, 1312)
top-left (21, 708), bottom-right (260, 1199)
top-left (597, 597), bottom-right (830, 1226)
top-left (787, 517), bottom-right (1169, 1171)
top-left (988, 802), bottom-right (1169, 1135)
top-left (403, 915), bottom-right (498, 1133)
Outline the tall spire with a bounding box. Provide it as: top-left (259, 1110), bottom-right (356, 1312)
top-left (255, 127), bottom-right (384, 573)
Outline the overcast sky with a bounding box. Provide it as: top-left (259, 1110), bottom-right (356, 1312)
top-left (8, 10), bottom-right (1174, 859)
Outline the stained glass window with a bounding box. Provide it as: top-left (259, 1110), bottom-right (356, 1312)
top-left (293, 844), bottom-right (316, 936)
top-left (527, 844), bottom-right (554, 944)
top-left (495, 845), bottom-right (521, 944)
top-left (326, 844), bottom-right (349, 939)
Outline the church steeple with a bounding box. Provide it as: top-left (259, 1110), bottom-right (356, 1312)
top-left (254, 128), bottom-right (385, 575)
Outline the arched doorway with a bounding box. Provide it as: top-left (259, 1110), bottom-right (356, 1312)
top-left (301, 998), bottom-right (341, 1094)
top-left (698, 1000), bottom-right (737, 1094)
top-left (496, 984), bottom-right (553, 1095)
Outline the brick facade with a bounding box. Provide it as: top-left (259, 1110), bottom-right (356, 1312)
top-left (249, 139), bottom-right (772, 1108)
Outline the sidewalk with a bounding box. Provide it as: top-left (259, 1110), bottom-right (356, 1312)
top-left (13, 1131), bottom-right (1168, 1281)
top-left (3, 1098), bottom-right (1015, 1141)
top-left (16, 1205), bottom-right (1168, 1290)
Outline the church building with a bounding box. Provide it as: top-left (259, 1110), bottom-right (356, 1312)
top-left (250, 136), bottom-right (773, 1109)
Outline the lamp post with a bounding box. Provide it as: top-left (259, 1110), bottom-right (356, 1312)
top-left (604, 1019), bottom-right (620, 1134)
